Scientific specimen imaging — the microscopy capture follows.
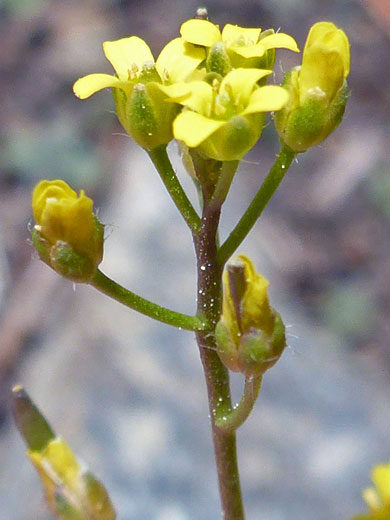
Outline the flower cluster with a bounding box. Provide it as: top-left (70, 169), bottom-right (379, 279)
top-left (73, 19), bottom-right (299, 160)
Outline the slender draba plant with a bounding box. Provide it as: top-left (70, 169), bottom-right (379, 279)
top-left (13, 11), bottom-right (354, 520)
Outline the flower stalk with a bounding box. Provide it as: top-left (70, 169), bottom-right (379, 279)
top-left (218, 144), bottom-right (296, 265)
top-left (193, 195), bottom-right (246, 520)
top-left (91, 269), bottom-right (207, 331)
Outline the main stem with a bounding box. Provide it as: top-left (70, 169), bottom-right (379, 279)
top-left (193, 202), bottom-right (245, 520)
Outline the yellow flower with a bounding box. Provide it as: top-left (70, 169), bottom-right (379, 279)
top-left (73, 36), bottom-right (205, 150)
top-left (32, 180), bottom-right (103, 282)
top-left (172, 68), bottom-right (289, 161)
top-left (215, 255), bottom-right (286, 376)
top-left (364, 462), bottom-right (390, 512)
top-left (180, 19), bottom-right (299, 72)
top-left (275, 21), bottom-right (350, 152)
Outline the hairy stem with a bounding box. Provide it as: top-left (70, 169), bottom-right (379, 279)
top-left (218, 145), bottom-right (296, 265)
top-left (91, 269), bottom-right (207, 331)
top-left (216, 376), bottom-right (262, 434)
top-left (194, 201), bottom-right (245, 520)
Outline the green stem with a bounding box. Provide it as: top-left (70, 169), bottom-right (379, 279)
top-left (194, 201), bottom-right (245, 520)
top-left (148, 145), bottom-right (201, 233)
top-left (216, 376), bottom-right (262, 434)
top-left (91, 269), bottom-right (207, 331)
top-left (218, 145), bottom-right (296, 265)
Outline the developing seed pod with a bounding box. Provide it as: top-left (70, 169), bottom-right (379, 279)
top-left (215, 255), bottom-right (286, 377)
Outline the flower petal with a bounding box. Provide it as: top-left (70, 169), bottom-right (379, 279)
top-left (173, 111), bottom-right (224, 147)
top-left (180, 19), bottom-right (221, 47)
top-left (299, 45), bottom-right (345, 102)
top-left (103, 36), bottom-right (154, 80)
top-left (173, 81), bottom-right (214, 116)
top-left (73, 73), bottom-right (129, 99)
top-left (304, 22), bottom-right (349, 78)
top-left (153, 82), bottom-right (191, 100)
top-left (155, 37), bottom-right (205, 83)
top-left (221, 24), bottom-right (261, 46)
top-left (243, 85), bottom-right (289, 114)
top-left (229, 42), bottom-right (266, 59)
top-left (220, 68), bottom-right (271, 106)
top-left (260, 32), bottom-right (300, 53)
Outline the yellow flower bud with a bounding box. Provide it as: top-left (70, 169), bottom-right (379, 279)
top-left (27, 438), bottom-right (116, 520)
top-left (275, 22), bottom-right (350, 152)
top-left (215, 255), bottom-right (286, 377)
top-left (31, 180), bottom-right (104, 282)
top-left (12, 386), bottom-right (116, 520)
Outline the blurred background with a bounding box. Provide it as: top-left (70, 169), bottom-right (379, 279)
top-left (0, 0), bottom-right (389, 519)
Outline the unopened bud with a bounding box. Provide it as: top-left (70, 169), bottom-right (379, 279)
top-left (275, 22), bottom-right (350, 152)
top-left (31, 180), bottom-right (104, 283)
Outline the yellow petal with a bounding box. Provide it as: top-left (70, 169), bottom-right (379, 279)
top-left (260, 32), bottom-right (300, 53)
top-left (220, 68), bottom-right (271, 106)
top-left (175, 80), bottom-right (213, 116)
top-left (32, 180), bottom-right (77, 222)
top-left (304, 22), bottom-right (349, 78)
top-left (229, 41), bottom-right (266, 59)
top-left (221, 24), bottom-right (261, 46)
top-left (243, 85), bottom-right (289, 114)
top-left (73, 73), bottom-right (129, 99)
top-left (305, 22), bottom-right (338, 50)
top-left (180, 19), bottom-right (221, 47)
top-left (299, 45), bottom-right (345, 102)
top-left (155, 37), bottom-right (205, 83)
top-left (173, 111), bottom-right (224, 148)
top-left (372, 464), bottom-right (390, 506)
top-left (103, 36), bottom-right (154, 80)
top-left (153, 82), bottom-right (191, 100)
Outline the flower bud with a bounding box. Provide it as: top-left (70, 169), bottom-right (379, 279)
top-left (275, 22), bottom-right (350, 152)
top-left (215, 255), bottom-right (286, 377)
top-left (12, 386), bottom-right (116, 520)
top-left (31, 180), bottom-right (104, 283)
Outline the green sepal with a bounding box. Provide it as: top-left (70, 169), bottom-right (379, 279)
top-left (206, 42), bottom-right (232, 76)
top-left (215, 319), bottom-right (240, 373)
top-left (12, 385), bottom-right (55, 452)
top-left (126, 82), bottom-right (180, 150)
top-left (31, 227), bottom-right (51, 266)
top-left (238, 311), bottom-right (286, 376)
top-left (50, 241), bottom-right (95, 283)
top-left (199, 113), bottom-right (264, 162)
